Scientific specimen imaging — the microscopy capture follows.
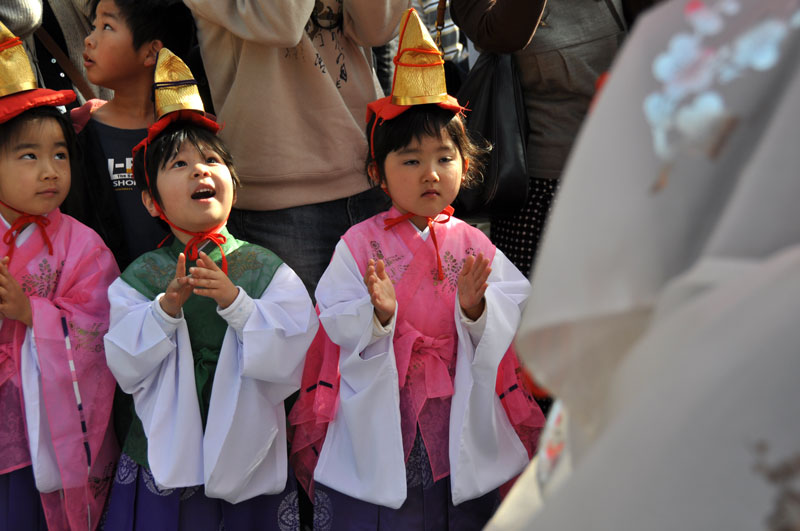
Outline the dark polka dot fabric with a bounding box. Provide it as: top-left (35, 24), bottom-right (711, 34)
top-left (491, 178), bottom-right (559, 278)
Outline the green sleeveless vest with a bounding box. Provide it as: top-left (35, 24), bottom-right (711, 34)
top-left (118, 229), bottom-right (283, 468)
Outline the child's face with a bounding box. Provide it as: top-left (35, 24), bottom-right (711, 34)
top-left (379, 132), bottom-right (465, 230)
top-left (143, 141), bottom-right (235, 239)
top-left (83, 0), bottom-right (151, 89)
top-left (0, 118), bottom-right (70, 223)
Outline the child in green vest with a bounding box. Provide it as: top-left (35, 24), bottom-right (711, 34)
top-left (102, 48), bottom-right (318, 530)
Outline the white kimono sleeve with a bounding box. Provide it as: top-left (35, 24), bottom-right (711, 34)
top-left (103, 278), bottom-right (205, 489)
top-left (204, 263), bottom-right (317, 503)
top-left (449, 249), bottom-right (532, 504)
top-left (312, 239), bottom-right (408, 509)
top-left (20, 329), bottom-right (61, 493)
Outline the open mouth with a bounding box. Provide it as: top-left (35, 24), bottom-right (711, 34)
top-left (191, 187), bottom-right (216, 200)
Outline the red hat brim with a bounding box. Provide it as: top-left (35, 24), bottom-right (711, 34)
top-left (365, 95), bottom-right (468, 160)
top-left (366, 94), bottom-right (466, 124)
top-left (132, 109), bottom-right (221, 157)
top-left (0, 88), bottom-right (76, 124)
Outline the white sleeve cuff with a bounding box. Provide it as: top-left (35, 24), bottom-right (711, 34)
top-left (372, 312), bottom-right (392, 336)
top-left (216, 287), bottom-right (253, 337)
top-left (459, 302), bottom-right (487, 347)
top-left (153, 294), bottom-right (183, 333)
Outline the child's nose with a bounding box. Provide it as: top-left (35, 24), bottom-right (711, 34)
top-left (193, 162), bottom-right (211, 177)
top-left (41, 161), bottom-right (61, 180)
top-left (423, 166), bottom-right (440, 182)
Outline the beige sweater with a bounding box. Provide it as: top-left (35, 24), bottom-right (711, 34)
top-left (185, 0), bottom-right (410, 211)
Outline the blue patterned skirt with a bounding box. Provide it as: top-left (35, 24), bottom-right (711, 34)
top-left (101, 453), bottom-right (300, 531)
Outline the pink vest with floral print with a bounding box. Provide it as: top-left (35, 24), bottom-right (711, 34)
top-left (0, 209), bottom-right (119, 530)
top-left (289, 208), bottom-right (543, 497)
top-left (343, 208), bottom-right (494, 482)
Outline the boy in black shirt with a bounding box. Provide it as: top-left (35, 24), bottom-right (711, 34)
top-left (63, 0), bottom-right (194, 269)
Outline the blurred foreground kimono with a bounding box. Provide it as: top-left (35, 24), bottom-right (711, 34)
top-left (489, 0), bottom-right (800, 529)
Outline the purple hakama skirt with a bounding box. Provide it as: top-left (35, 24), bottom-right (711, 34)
top-left (101, 453), bottom-right (300, 531)
top-left (312, 434), bottom-right (500, 530)
top-left (0, 466), bottom-right (48, 530)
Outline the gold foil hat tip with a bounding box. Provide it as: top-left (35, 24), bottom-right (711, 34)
top-left (153, 47), bottom-right (205, 119)
top-left (391, 8), bottom-right (447, 106)
top-left (0, 21), bottom-right (39, 98)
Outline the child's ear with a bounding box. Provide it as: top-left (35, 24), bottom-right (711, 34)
top-left (367, 162), bottom-right (382, 186)
top-left (142, 40), bottom-right (163, 67)
top-left (463, 158), bottom-right (470, 174)
top-left (141, 190), bottom-right (160, 218)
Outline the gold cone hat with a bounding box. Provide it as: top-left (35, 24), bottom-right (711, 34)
top-left (0, 21), bottom-right (38, 97)
top-left (153, 47), bottom-right (204, 119)
top-left (391, 8), bottom-right (448, 106)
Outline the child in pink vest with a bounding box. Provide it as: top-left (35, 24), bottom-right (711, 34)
top-left (289, 9), bottom-right (545, 530)
top-left (0, 22), bottom-right (118, 530)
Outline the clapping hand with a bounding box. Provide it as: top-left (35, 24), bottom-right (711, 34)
top-left (159, 253), bottom-right (193, 317)
top-left (365, 258), bottom-right (396, 326)
top-left (188, 251), bottom-right (238, 309)
top-left (458, 253), bottom-right (490, 321)
top-left (0, 257), bottom-right (32, 326)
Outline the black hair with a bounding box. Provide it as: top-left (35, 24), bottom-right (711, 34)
top-left (0, 106), bottom-right (79, 177)
top-left (132, 121), bottom-right (240, 209)
top-left (365, 104), bottom-right (490, 189)
top-left (90, 0), bottom-right (195, 59)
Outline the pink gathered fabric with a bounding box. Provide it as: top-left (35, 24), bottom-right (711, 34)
top-left (0, 209), bottom-right (119, 530)
top-left (289, 207), bottom-right (544, 497)
top-left (69, 98), bottom-right (106, 134)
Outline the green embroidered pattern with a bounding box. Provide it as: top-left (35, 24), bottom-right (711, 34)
top-left (21, 259), bottom-right (64, 298)
top-left (68, 321), bottom-right (106, 354)
top-left (134, 254), bottom-right (178, 294)
top-left (227, 246), bottom-right (272, 279)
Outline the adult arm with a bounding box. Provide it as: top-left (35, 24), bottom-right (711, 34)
top-left (182, 0), bottom-right (316, 47)
top-left (71, 0), bottom-right (94, 20)
top-left (343, 0), bottom-right (411, 47)
top-left (450, 0), bottom-right (546, 53)
top-left (0, 1), bottom-right (42, 38)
